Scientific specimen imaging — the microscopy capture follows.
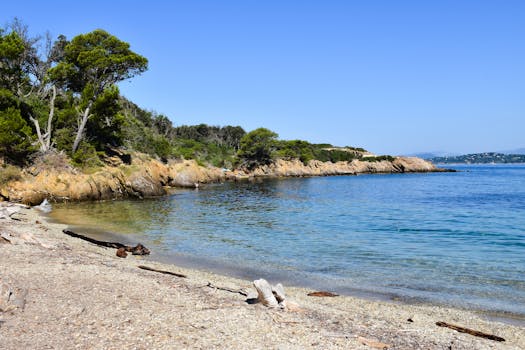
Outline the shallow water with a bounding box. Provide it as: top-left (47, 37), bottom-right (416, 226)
top-left (50, 164), bottom-right (525, 319)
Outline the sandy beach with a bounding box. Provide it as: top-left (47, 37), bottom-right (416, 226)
top-left (1, 205), bottom-right (523, 349)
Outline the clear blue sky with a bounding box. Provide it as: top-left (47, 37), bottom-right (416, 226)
top-left (3, 1), bottom-right (524, 155)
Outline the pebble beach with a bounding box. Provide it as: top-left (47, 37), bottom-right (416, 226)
top-left (1, 204), bottom-right (523, 349)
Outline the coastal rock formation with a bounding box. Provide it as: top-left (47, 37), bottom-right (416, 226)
top-left (2, 157), bottom-right (225, 205)
top-left (0, 154), bottom-right (444, 205)
top-left (249, 156), bottom-right (441, 177)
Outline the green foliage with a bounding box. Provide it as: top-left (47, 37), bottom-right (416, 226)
top-left (86, 86), bottom-right (125, 149)
top-left (172, 124), bottom-right (245, 149)
top-left (237, 128), bottom-right (278, 169)
top-left (71, 141), bottom-right (102, 167)
top-left (0, 106), bottom-right (34, 163)
top-left (274, 140), bottom-right (361, 164)
top-left (49, 29), bottom-right (148, 94)
top-left (364, 155), bottom-right (395, 162)
top-left (0, 29), bottom-right (26, 91)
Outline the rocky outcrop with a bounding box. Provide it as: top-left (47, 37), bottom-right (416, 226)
top-left (2, 157), bottom-right (225, 205)
top-left (249, 157), bottom-right (443, 177)
top-left (1, 155), bottom-right (446, 205)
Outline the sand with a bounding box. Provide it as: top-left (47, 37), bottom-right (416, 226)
top-left (0, 206), bottom-right (523, 349)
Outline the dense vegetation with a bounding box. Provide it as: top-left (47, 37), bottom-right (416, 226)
top-left (0, 19), bottom-right (383, 172)
top-left (431, 153), bottom-right (525, 164)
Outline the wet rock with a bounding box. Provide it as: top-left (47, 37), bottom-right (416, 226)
top-left (127, 243), bottom-right (150, 256)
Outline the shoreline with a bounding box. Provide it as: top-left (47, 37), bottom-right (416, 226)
top-left (47, 211), bottom-right (525, 329)
top-left (2, 156), bottom-right (449, 205)
top-left (1, 206), bottom-right (523, 349)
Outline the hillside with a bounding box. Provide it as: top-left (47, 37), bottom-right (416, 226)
top-left (431, 152), bottom-right (525, 164)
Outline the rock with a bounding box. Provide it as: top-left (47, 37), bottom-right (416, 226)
top-left (34, 199), bottom-right (52, 213)
top-left (0, 280), bottom-right (27, 313)
top-left (127, 243), bottom-right (150, 256)
top-left (253, 279), bottom-right (278, 307)
top-left (116, 247), bottom-right (128, 258)
top-left (0, 235), bottom-right (11, 244)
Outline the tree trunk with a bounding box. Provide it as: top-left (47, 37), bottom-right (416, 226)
top-left (29, 114), bottom-right (46, 152)
top-left (28, 85), bottom-right (57, 153)
top-left (44, 85), bottom-right (56, 150)
top-left (72, 100), bottom-right (93, 154)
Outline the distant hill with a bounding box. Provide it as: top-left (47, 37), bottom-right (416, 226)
top-left (430, 152), bottom-right (525, 164)
top-left (408, 152), bottom-right (457, 160)
top-left (498, 148), bottom-right (525, 155)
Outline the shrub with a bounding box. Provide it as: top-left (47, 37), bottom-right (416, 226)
top-left (0, 164), bottom-right (22, 185)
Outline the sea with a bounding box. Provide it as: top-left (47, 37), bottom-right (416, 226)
top-left (49, 164), bottom-right (525, 322)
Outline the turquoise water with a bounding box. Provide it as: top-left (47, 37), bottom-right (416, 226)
top-left (50, 165), bottom-right (525, 319)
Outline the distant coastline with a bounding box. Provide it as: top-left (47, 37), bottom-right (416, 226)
top-left (430, 152), bottom-right (525, 164)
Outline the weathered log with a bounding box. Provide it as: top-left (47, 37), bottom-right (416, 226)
top-left (272, 283), bottom-right (286, 303)
top-left (62, 229), bottom-right (150, 255)
top-left (137, 265), bottom-right (187, 278)
top-left (307, 291), bottom-right (339, 297)
top-left (63, 229), bottom-right (126, 249)
top-left (436, 321), bottom-right (505, 342)
top-left (253, 279), bottom-right (279, 307)
top-left (206, 282), bottom-right (248, 297)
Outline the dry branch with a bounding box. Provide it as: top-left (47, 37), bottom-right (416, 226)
top-left (62, 229), bottom-right (150, 255)
top-left (307, 291), bottom-right (339, 297)
top-left (206, 282), bottom-right (248, 296)
top-left (357, 336), bottom-right (390, 349)
top-left (137, 265), bottom-right (187, 278)
top-left (436, 321), bottom-right (505, 342)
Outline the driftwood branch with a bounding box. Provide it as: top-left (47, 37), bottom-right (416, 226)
top-left (436, 321), bottom-right (505, 342)
top-left (138, 265), bottom-right (187, 278)
top-left (206, 282), bottom-right (248, 297)
top-left (357, 336), bottom-right (390, 349)
top-left (62, 229), bottom-right (150, 255)
top-left (307, 291), bottom-right (339, 297)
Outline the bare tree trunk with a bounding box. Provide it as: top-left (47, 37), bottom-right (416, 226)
top-left (44, 85), bottom-right (56, 150)
top-left (72, 100), bottom-right (93, 154)
top-left (28, 86), bottom-right (57, 153)
top-left (29, 114), bottom-right (46, 152)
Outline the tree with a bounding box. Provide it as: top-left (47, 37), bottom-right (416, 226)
top-left (0, 89), bottom-right (34, 163)
top-left (0, 29), bottom-right (26, 93)
top-left (237, 128), bottom-right (278, 169)
top-left (48, 29), bottom-right (148, 153)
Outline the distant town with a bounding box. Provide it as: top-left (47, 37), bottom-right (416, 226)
top-left (430, 152), bottom-right (525, 164)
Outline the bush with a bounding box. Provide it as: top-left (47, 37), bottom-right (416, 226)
top-left (237, 128), bottom-right (278, 169)
top-left (364, 155), bottom-right (396, 162)
top-left (71, 142), bottom-right (102, 168)
top-left (0, 164), bottom-right (22, 185)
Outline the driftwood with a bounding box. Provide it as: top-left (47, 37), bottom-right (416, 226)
top-left (137, 265), bottom-right (187, 278)
top-left (206, 282), bottom-right (248, 296)
top-left (436, 321), bottom-right (505, 342)
top-left (357, 336), bottom-right (390, 349)
top-left (307, 291), bottom-right (339, 297)
top-left (62, 229), bottom-right (150, 255)
top-left (254, 279), bottom-right (279, 307)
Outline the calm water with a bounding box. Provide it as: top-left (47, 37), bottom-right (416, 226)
top-left (50, 165), bottom-right (525, 319)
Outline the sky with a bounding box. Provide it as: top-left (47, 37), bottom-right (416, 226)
top-left (3, 1), bottom-right (524, 155)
